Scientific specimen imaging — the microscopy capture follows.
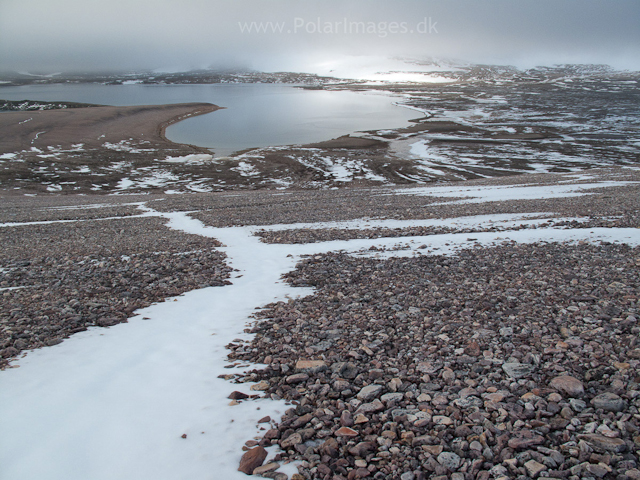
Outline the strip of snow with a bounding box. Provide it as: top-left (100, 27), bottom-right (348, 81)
top-left (115, 178), bottom-right (135, 190)
top-left (393, 102), bottom-right (429, 115)
top-left (359, 72), bottom-right (455, 84)
top-left (389, 181), bottom-right (638, 204)
top-left (255, 212), bottom-right (562, 233)
top-left (338, 227), bottom-right (640, 259)
top-left (0, 209), bottom-right (314, 480)
top-left (0, 211), bottom-right (159, 228)
top-left (40, 202), bottom-right (146, 212)
top-left (162, 154), bottom-right (215, 165)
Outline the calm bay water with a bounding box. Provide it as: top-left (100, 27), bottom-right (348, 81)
top-left (0, 84), bottom-right (416, 156)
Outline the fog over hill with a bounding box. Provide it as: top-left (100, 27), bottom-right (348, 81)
top-left (1, 0), bottom-right (639, 74)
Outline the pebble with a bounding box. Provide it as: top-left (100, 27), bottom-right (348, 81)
top-left (250, 380), bottom-right (269, 391)
top-left (252, 462), bottom-right (279, 475)
top-left (238, 446), bottom-right (267, 474)
top-left (591, 392), bottom-right (627, 412)
top-left (294, 359), bottom-right (327, 374)
top-left (356, 384), bottom-right (383, 402)
top-left (437, 451), bottom-right (461, 470)
top-left (550, 375), bottom-right (585, 397)
top-left (334, 427), bottom-right (358, 438)
top-left (524, 459), bottom-right (547, 477)
top-left (578, 434), bottom-right (627, 453)
top-left (285, 373), bottom-right (309, 384)
top-left (280, 432), bottom-right (302, 449)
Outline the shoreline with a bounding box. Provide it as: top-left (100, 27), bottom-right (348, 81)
top-left (156, 103), bottom-right (223, 151)
top-left (0, 102), bottom-right (220, 154)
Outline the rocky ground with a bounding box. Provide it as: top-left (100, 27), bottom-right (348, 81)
top-left (1, 64), bottom-right (638, 479)
top-left (172, 168), bottom-right (640, 229)
top-left (254, 218), bottom-right (604, 245)
top-left (0, 215), bottom-right (231, 368)
top-left (1, 167), bottom-right (639, 478)
top-left (231, 241), bottom-right (640, 480)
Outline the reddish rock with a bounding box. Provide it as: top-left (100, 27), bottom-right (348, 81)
top-left (335, 426), bottom-right (359, 437)
top-left (295, 359), bottom-right (328, 373)
top-left (355, 467), bottom-right (371, 478)
top-left (317, 463), bottom-right (332, 476)
top-left (348, 441), bottom-right (376, 457)
top-left (578, 434), bottom-right (627, 453)
top-left (228, 391), bottom-right (249, 400)
top-left (285, 373), bottom-right (309, 384)
top-left (320, 437), bottom-right (340, 457)
top-left (238, 446), bottom-right (267, 474)
top-left (508, 434), bottom-right (545, 449)
top-left (263, 429), bottom-right (279, 440)
top-left (465, 341), bottom-right (481, 357)
top-left (550, 375), bottom-right (584, 397)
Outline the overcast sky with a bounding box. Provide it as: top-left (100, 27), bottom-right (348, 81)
top-left (1, 0), bottom-right (639, 74)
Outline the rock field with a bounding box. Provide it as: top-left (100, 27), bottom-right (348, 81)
top-left (1, 167), bottom-right (639, 479)
top-left (232, 242), bottom-right (640, 480)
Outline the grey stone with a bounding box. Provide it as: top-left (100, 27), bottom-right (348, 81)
top-left (380, 392), bottom-right (404, 404)
top-left (357, 384), bottom-right (383, 402)
top-left (437, 451), bottom-right (461, 470)
top-left (331, 362), bottom-right (358, 379)
top-left (569, 398), bottom-right (587, 412)
top-left (280, 432), bottom-right (303, 449)
top-left (500, 327), bottom-right (514, 336)
top-left (590, 392), bottom-right (626, 412)
top-left (502, 362), bottom-right (534, 379)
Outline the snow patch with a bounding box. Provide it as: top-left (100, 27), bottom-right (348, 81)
top-left (390, 181), bottom-right (638, 204)
top-left (103, 140), bottom-right (154, 153)
top-left (162, 154), bottom-right (215, 165)
top-left (232, 161), bottom-right (260, 177)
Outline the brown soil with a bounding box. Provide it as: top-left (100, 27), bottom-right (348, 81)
top-left (0, 103), bottom-right (219, 154)
top-left (303, 135), bottom-right (388, 149)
